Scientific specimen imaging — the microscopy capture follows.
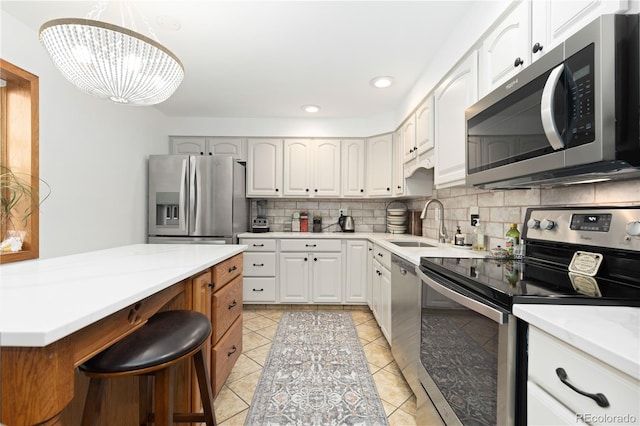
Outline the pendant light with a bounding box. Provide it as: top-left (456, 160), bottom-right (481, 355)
top-left (39, 3), bottom-right (184, 106)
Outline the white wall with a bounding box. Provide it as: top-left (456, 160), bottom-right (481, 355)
top-left (1, 10), bottom-right (170, 258)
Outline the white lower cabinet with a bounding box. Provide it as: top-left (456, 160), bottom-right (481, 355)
top-left (279, 239), bottom-right (342, 304)
top-left (527, 326), bottom-right (639, 426)
top-left (370, 244), bottom-right (392, 343)
top-left (344, 240), bottom-right (368, 304)
top-left (240, 239), bottom-right (277, 303)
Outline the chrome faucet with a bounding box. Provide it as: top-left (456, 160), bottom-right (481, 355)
top-left (420, 199), bottom-right (448, 243)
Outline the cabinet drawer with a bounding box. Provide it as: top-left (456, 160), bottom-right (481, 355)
top-left (373, 244), bottom-right (391, 270)
top-left (241, 239), bottom-right (276, 251)
top-left (244, 252), bottom-right (276, 276)
top-left (243, 277), bottom-right (277, 302)
top-left (212, 316), bottom-right (242, 396)
top-left (280, 239), bottom-right (341, 252)
top-left (212, 253), bottom-right (243, 289)
top-left (528, 326), bottom-right (639, 424)
top-left (212, 275), bottom-right (242, 342)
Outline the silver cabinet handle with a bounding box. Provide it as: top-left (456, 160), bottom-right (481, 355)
top-left (540, 63), bottom-right (565, 151)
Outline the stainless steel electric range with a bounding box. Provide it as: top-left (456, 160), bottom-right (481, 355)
top-left (416, 206), bottom-right (640, 426)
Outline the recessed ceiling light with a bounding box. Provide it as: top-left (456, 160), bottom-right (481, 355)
top-left (302, 105), bottom-right (320, 113)
top-left (370, 76), bottom-right (393, 88)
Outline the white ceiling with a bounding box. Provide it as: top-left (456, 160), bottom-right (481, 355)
top-left (3, 1), bottom-right (485, 119)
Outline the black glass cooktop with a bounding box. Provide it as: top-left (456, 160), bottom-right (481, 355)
top-left (419, 256), bottom-right (640, 309)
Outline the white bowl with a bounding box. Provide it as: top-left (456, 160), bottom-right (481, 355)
top-left (387, 217), bottom-right (406, 225)
top-left (387, 208), bottom-right (406, 215)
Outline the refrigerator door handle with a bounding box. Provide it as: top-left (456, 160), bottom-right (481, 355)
top-left (179, 158), bottom-right (189, 232)
top-left (189, 156), bottom-right (198, 234)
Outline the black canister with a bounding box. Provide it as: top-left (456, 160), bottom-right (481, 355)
top-left (313, 216), bottom-right (322, 232)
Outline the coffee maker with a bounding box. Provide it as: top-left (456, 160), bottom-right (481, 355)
top-left (252, 200), bottom-right (269, 232)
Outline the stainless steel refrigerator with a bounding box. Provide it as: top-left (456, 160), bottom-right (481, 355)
top-left (148, 155), bottom-right (248, 244)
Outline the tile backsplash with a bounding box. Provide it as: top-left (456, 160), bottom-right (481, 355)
top-left (251, 178), bottom-right (640, 249)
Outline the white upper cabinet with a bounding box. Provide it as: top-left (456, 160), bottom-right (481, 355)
top-left (170, 136), bottom-right (247, 160)
top-left (247, 139), bottom-right (283, 197)
top-left (434, 50), bottom-right (478, 189)
top-left (531, 0), bottom-right (629, 63)
top-left (283, 139), bottom-right (340, 197)
top-left (313, 139), bottom-right (341, 197)
top-left (366, 134), bottom-right (394, 196)
top-left (341, 139), bottom-right (366, 197)
top-left (401, 115), bottom-right (417, 163)
top-left (415, 96), bottom-right (435, 157)
top-left (479, 0), bottom-right (531, 96)
top-left (283, 139), bottom-right (313, 196)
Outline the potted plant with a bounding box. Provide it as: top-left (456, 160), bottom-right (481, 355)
top-left (0, 165), bottom-right (50, 252)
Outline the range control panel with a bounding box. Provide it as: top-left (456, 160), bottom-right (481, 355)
top-left (523, 207), bottom-right (640, 252)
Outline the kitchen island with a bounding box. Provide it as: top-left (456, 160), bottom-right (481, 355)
top-left (0, 243), bottom-right (246, 425)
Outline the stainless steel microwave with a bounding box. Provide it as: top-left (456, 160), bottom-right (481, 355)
top-left (466, 14), bottom-right (639, 189)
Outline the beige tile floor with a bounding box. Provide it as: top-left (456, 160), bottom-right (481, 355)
top-left (212, 306), bottom-right (423, 426)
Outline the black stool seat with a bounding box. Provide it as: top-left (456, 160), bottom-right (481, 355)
top-left (79, 310), bottom-right (217, 426)
top-left (81, 310), bottom-right (211, 374)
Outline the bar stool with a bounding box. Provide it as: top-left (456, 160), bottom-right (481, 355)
top-left (79, 310), bottom-right (217, 426)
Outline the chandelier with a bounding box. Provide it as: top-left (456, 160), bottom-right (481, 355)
top-left (39, 5), bottom-right (184, 106)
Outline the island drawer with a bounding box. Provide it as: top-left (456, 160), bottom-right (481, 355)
top-left (212, 253), bottom-right (243, 289)
top-left (212, 316), bottom-right (242, 395)
top-left (212, 275), bottom-right (242, 342)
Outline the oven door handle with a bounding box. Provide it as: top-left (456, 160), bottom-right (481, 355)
top-left (418, 269), bottom-right (508, 324)
top-left (540, 63), bottom-right (565, 151)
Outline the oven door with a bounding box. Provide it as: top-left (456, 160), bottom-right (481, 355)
top-left (417, 267), bottom-right (517, 426)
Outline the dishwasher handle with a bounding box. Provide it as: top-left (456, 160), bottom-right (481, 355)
top-left (391, 254), bottom-right (417, 276)
top-left (417, 269), bottom-right (508, 324)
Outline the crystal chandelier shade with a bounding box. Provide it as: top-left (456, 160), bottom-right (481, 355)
top-left (40, 18), bottom-right (184, 105)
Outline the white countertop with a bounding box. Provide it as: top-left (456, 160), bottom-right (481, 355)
top-left (514, 304), bottom-right (640, 380)
top-left (0, 244), bottom-right (245, 347)
top-left (238, 231), bottom-right (486, 265)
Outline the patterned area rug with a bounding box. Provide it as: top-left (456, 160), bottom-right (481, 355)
top-left (245, 311), bottom-right (389, 425)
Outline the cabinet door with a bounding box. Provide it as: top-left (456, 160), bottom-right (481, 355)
top-left (380, 265), bottom-right (392, 344)
top-left (279, 252), bottom-right (309, 303)
top-left (366, 242), bottom-right (373, 307)
top-left (283, 139), bottom-right (313, 196)
top-left (528, 381), bottom-right (585, 425)
top-left (371, 259), bottom-right (382, 320)
top-left (415, 96), bottom-right (435, 156)
top-left (247, 139), bottom-right (283, 197)
top-left (170, 136), bottom-right (207, 155)
top-left (393, 130), bottom-right (405, 196)
top-left (341, 139), bottom-right (366, 197)
top-left (312, 252), bottom-right (342, 303)
top-left (401, 116), bottom-right (417, 163)
top-left (434, 51), bottom-right (478, 188)
top-left (313, 139), bottom-right (341, 197)
top-left (206, 138), bottom-right (247, 160)
top-left (479, 0), bottom-right (531, 96)
top-left (345, 240), bottom-right (367, 303)
top-left (366, 134), bottom-right (394, 196)
top-left (531, 0), bottom-right (629, 63)
top-left (191, 270), bottom-right (213, 412)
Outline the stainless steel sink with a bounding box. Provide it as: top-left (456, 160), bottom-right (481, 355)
top-left (387, 240), bottom-right (436, 248)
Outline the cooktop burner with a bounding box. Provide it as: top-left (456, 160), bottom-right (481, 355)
top-left (419, 206), bottom-right (640, 308)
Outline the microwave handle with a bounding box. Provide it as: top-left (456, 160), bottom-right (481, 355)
top-left (540, 63), bottom-right (565, 151)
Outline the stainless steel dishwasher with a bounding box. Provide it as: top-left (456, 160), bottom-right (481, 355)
top-left (391, 254), bottom-right (420, 396)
